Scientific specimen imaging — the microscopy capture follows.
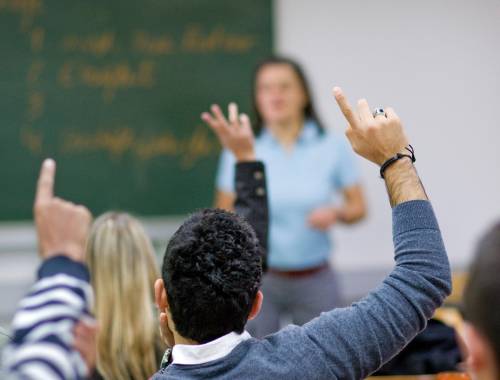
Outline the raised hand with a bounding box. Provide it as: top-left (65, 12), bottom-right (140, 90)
top-left (333, 87), bottom-right (409, 166)
top-left (34, 159), bottom-right (92, 262)
top-left (201, 103), bottom-right (255, 162)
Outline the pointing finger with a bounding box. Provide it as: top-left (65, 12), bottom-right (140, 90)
top-left (35, 159), bottom-right (56, 205)
top-left (333, 87), bottom-right (359, 129)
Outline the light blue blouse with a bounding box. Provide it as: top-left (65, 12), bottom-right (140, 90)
top-left (216, 120), bottom-right (360, 270)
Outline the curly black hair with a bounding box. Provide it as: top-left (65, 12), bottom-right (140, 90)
top-left (162, 208), bottom-right (262, 343)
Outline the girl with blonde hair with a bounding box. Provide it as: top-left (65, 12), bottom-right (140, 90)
top-left (86, 212), bottom-right (164, 380)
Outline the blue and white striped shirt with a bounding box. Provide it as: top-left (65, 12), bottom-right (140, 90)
top-left (2, 256), bottom-right (93, 380)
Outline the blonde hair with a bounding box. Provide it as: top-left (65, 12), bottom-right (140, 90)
top-left (86, 212), bottom-right (161, 380)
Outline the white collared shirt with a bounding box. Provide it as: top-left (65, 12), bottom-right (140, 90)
top-left (171, 331), bottom-right (252, 365)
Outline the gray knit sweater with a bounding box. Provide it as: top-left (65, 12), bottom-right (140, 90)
top-left (153, 200), bottom-right (452, 380)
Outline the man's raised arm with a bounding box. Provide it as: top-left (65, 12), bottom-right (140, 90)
top-left (293, 88), bottom-right (451, 379)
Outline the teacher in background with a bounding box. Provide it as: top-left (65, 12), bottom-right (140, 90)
top-left (205, 56), bottom-right (366, 337)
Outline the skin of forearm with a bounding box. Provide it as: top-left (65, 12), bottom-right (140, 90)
top-left (336, 203), bottom-right (366, 224)
top-left (383, 158), bottom-right (428, 207)
top-left (235, 152), bottom-right (256, 162)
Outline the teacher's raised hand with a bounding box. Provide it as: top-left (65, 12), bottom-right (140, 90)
top-left (34, 159), bottom-right (92, 263)
top-left (201, 103), bottom-right (255, 162)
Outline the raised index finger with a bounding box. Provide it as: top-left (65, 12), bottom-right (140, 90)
top-left (333, 87), bottom-right (359, 129)
top-left (35, 158), bottom-right (56, 204)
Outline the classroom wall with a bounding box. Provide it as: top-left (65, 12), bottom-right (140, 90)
top-left (275, 0), bottom-right (500, 271)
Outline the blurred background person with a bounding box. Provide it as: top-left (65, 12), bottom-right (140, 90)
top-left (210, 57), bottom-right (366, 337)
top-left (86, 213), bottom-right (165, 380)
top-left (462, 222), bottom-right (500, 380)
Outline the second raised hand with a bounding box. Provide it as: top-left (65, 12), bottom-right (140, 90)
top-left (201, 103), bottom-right (256, 162)
top-left (333, 87), bottom-right (409, 166)
top-left (34, 159), bottom-right (92, 262)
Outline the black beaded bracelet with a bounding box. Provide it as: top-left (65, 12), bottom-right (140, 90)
top-left (380, 145), bottom-right (416, 179)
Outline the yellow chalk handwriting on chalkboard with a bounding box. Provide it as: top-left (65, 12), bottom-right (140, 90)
top-left (20, 127), bottom-right (43, 155)
top-left (181, 126), bottom-right (216, 168)
top-left (182, 25), bottom-right (256, 53)
top-left (58, 61), bottom-right (75, 88)
top-left (132, 31), bottom-right (175, 55)
top-left (30, 26), bottom-right (44, 52)
top-left (0, 0), bottom-right (42, 30)
top-left (79, 60), bottom-right (156, 102)
top-left (62, 33), bottom-right (115, 56)
top-left (59, 126), bottom-right (219, 168)
top-left (134, 132), bottom-right (179, 160)
top-left (57, 60), bottom-right (156, 102)
top-left (26, 59), bottom-right (44, 84)
top-left (61, 128), bottom-right (134, 160)
top-left (133, 126), bottom-right (218, 167)
top-left (27, 90), bottom-right (44, 122)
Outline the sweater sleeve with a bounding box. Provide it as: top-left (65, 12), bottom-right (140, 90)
top-left (299, 200), bottom-right (452, 379)
top-left (1, 256), bottom-right (94, 380)
top-left (233, 161), bottom-right (269, 271)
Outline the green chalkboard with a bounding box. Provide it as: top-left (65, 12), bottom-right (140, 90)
top-left (0, 0), bottom-right (272, 221)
